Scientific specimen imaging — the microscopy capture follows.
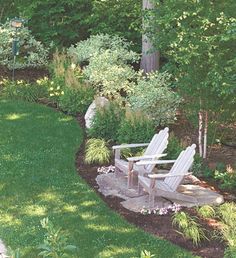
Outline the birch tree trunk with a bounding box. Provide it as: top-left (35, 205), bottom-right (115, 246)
top-left (203, 111), bottom-right (208, 159)
top-left (140, 0), bottom-right (160, 73)
top-left (198, 110), bottom-right (203, 157)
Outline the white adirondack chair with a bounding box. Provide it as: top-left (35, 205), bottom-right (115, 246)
top-left (112, 127), bottom-right (169, 188)
top-left (138, 144), bottom-right (197, 207)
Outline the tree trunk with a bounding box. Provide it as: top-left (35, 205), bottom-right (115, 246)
top-left (140, 0), bottom-right (160, 73)
top-left (198, 110), bottom-right (203, 157)
top-left (203, 111), bottom-right (208, 159)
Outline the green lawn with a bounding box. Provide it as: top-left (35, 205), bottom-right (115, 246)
top-left (0, 99), bottom-right (197, 257)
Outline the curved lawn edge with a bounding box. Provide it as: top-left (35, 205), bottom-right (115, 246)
top-left (0, 99), bottom-right (198, 257)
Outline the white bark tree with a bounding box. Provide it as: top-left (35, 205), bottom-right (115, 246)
top-left (140, 0), bottom-right (160, 73)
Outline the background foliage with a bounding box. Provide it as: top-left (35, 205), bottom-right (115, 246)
top-left (148, 0), bottom-right (236, 130)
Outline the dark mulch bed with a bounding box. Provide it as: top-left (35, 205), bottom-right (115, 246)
top-left (0, 66), bottom-right (49, 82)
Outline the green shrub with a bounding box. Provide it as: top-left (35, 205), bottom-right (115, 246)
top-left (58, 86), bottom-right (95, 115)
top-left (85, 138), bottom-right (111, 165)
top-left (0, 21), bottom-right (49, 69)
top-left (129, 72), bottom-right (181, 126)
top-left (68, 34), bottom-right (139, 65)
top-left (172, 211), bottom-right (208, 246)
top-left (117, 110), bottom-right (155, 144)
top-left (68, 34), bottom-right (139, 102)
top-left (191, 154), bottom-right (213, 178)
top-left (214, 170), bottom-right (236, 191)
top-left (2, 79), bottom-right (48, 102)
top-left (88, 103), bottom-right (125, 142)
top-left (165, 133), bottom-right (183, 160)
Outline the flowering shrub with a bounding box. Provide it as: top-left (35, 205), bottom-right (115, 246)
top-left (68, 34), bottom-right (139, 102)
top-left (141, 203), bottom-right (181, 215)
top-left (129, 72), bottom-right (181, 126)
top-left (83, 50), bottom-right (136, 102)
top-left (97, 165), bottom-right (115, 174)
top-left (68, 34), bottom-right (139, 65)
top-left (0, 21), bottom-right (49, 69)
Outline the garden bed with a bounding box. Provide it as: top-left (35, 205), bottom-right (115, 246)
top-left (76, 147), bottom-right (228, 258)
top-left (75, 113), bottom-right (236, 258)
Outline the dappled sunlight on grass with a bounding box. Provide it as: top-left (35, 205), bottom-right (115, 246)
top-left (97, 246), bottom-right (135, 258)
top-left (62, 204), bottom-right (78, 213)
top-left (37, 191), bottom-right (62, 202)
top-left (58, 116), bottom-right (74, 122)
top-left (0, 99), bottom-right (196, 257)
top-left (80, 200), bottom-right (99, 207)
top-left (0, 212), bottom-right (22, 226)
top-left (4, 113), bottom-right (29, 120)
top-left (21, 205), bottom-right (47, 217)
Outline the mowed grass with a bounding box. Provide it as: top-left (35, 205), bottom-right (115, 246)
top-left (0, 99), bottom-right (197, 257)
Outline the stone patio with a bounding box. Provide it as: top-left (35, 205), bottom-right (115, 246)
top-left (96, 172), bottom-right (224, 213)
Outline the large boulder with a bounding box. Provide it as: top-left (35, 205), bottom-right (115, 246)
top-left (84, 97), bottom-right (109, 128)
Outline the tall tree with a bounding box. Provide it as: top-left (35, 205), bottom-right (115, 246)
top-left (149, 0), bottom-right (236, 158)
top-left (140, 0), bottom-right (160, 73)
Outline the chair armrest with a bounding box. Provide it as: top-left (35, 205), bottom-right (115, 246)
top-left (148, 172), bottom-right (192, 179)
top-left (127, 153), bottom-right (167, 162)
top-left (112, 143), bottom-right (149, 150)
top-left (136, 159), bottom-right (176, 166)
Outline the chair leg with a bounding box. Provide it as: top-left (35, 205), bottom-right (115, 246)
top-left (149, 192), bottom-right (155, 208)
top-left (138, 182), bottom-right (143, 195)
top-left (127, 171), bottom-right (133, 188)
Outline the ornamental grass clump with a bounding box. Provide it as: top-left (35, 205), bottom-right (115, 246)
top-left (196, 205), bottom-right (216, 219)
top-left (85, 138), bottom-right (111, 165)
top-left (217, 202), bottom-right (236, 257)
top-left (172, 211), bottom-right (208, 246)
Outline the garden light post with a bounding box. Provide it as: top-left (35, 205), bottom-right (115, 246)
top-left (11, 18), bottom-right (24, 81)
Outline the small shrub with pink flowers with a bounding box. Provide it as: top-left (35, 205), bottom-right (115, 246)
top-left (141, 203), bottom-right (181, 215)
top-left (97, 165), bottom-right (115, 174)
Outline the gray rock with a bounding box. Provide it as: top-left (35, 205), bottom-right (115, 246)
top-left (84, 97), bottom-right (109, 128)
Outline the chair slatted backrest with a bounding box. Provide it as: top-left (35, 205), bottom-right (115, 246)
top-left (164, 144), bottom-right (196, 191)
top-left (143, 127), bottom-right (169, 173)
